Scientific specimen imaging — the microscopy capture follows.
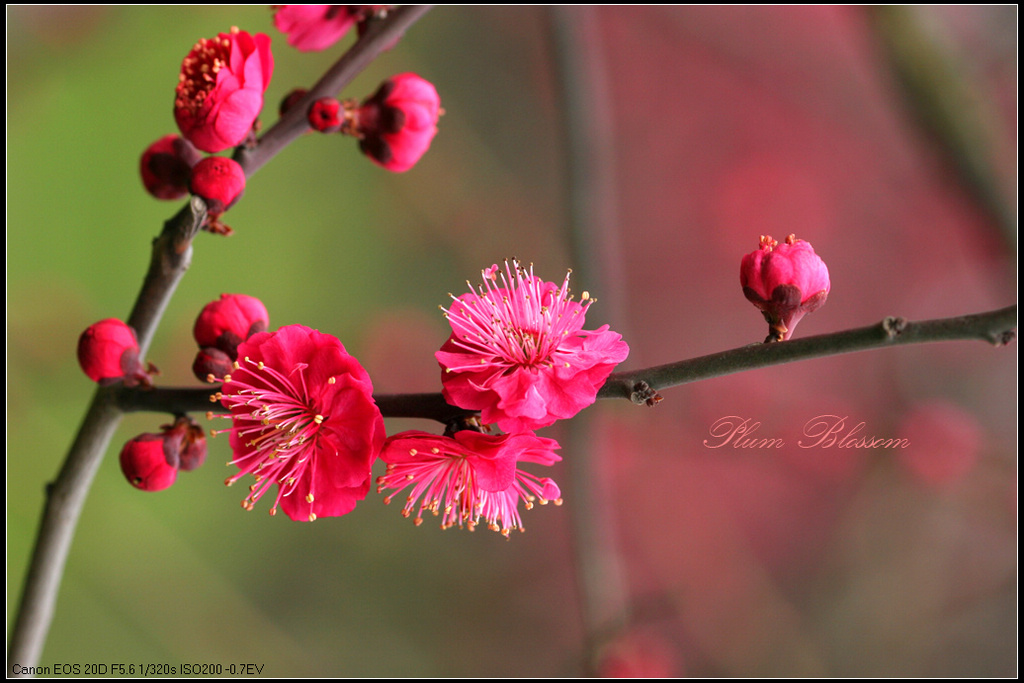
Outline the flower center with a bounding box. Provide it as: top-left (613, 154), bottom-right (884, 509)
top-left (442, 260), bottom-right (592, 371)
top-left (213, 356), bottom-right (331, 520)
top-left (175, 29), bottom-right (237, 115)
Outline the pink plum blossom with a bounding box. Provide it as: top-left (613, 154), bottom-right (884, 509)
top-left (215, 325), bottom-right (385, 521)
top-left (740, 233), bottom-right (830, 341)
top-left (437, 260), bottom-right (629, 433)
top-left (273, 6), bottom-right (384, 52)
top-left (376, 429), bottom-right (562, 537)
top-left (174, 28), bottom-right (274, 153)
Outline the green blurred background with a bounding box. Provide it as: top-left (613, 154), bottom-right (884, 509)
top-left (8, 6), bottom-right (1017, 677)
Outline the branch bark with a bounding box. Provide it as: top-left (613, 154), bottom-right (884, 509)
top-left (598, 305), bottom-right (1017, 402)
top-left (115, 305), bottom-right (1017, 420)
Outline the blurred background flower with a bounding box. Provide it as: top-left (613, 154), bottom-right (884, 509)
top-left (7, 6), bottom-right (1016, 676)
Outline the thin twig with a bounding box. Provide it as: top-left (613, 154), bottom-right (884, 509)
top-left (599, 305), bottom-right (1017, 402)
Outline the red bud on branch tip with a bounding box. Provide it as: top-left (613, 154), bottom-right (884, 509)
top-left (77, 318), bottom-right (153, 387)
top-left (119, 434), bottom-right (179, 492)
top-left (189, 157), bottom-right (246, 215)
top-left (174, 28), bottom-right (274, 153)
top-left (740, 234), bottom-right (830, 342)
top-left (279, 88), bottom-right (309, 117)
top-left (356, 73), bottom-right (441, 172)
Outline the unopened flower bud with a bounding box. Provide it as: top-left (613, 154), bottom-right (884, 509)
top-left (280, 88), bottom-right (309, 117)
top-left (740, 234), bottom-right (830, 342)
top-left (77, 318), bottom-right (153, 387)
top-left (190, 157), bottom-right (246, 214)
top-left (193, 293), bottom-right (269, 357)
top-left (356, 73), bottom-right (441, 173)
top-left (163, 415), bottom-right (208, 472)
top-left (120, 433), bottom-right (179, 491)
top-left (139, 134), bottom-right (202, 200)
top-left (179, 432), bottom-right (208, 472)
top-left (193, 346), bottom-right (234, 383)
top-left (309, 97), bottom-right (342, 132)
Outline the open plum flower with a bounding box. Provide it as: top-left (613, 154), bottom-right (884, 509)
top-left (741, 234), bottom-right (830, 342)
top-left (273, 5), bottom-right (385, 52)
top-left (377, 429), bottom-right (562, 537)
top-left (174, 28), bottom-right (274, 153)
top-left (437, 260), bottom-right (629, 433)
top-left (214, 325), bottom-right (385, 522)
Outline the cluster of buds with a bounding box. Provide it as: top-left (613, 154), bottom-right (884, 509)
top-left (141, 26), bottom-right (442, 241)
top-left (192, 294), bottom-right (269, 382)
top-left (282, 72), bottom-right (442, 173)
top-left (140, 134), bottom-right (247, 235)
top-left (120, 417), bottom-right (207, 492)
top-left (140, 26), bottom-right (270, 233)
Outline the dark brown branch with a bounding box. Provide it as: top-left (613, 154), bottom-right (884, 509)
top-left (117, 308), bottom-right (1016, 423)
top-left (599, 305), bottom-right (1017, 402)
top-left (117, 386), bottom-right (475, 426)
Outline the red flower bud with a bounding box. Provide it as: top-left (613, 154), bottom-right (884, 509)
top-left (179, 431), bottom-right (208, 472)
top-left (162, 415), bottom-right (208, 472)
top-left (190, 157), bottom-right (246, 214)
top-left (279, 87), bottom-right (309, 117)
top-left (193, 293), bottom-right (269, 356)
top-left (174, 28), bottom-right (274, 153)
top-left (120, 433), bottom-right (179, 492)
top-left (740, 234), bottom-right (830, 342)
top-left (139, 134), bottom-right (202, 200)
top-left (357, 73), bottom-right (441, 172)
top-left (309, 97), bottom-right (342, 132)
top-left (77, 318), bottom-right (153, 387)
top-left (193, 346), bottom-right (234, 383)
